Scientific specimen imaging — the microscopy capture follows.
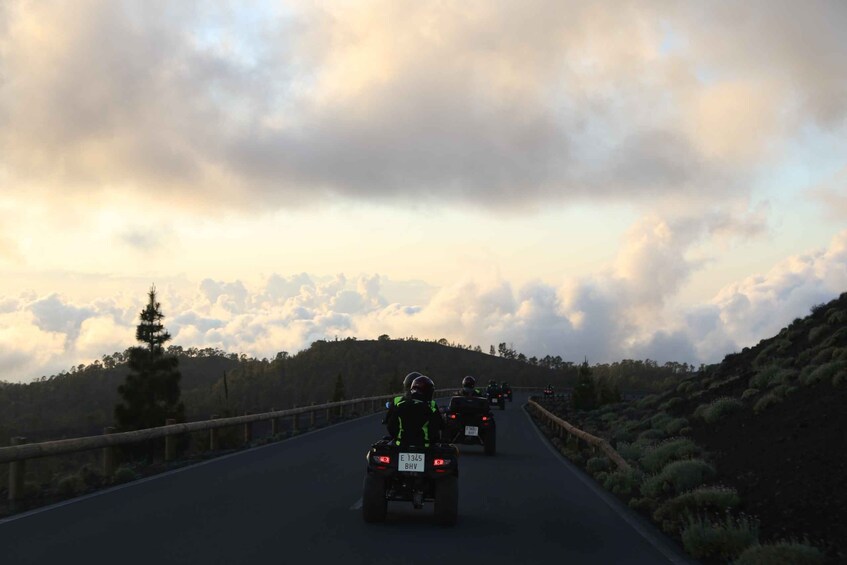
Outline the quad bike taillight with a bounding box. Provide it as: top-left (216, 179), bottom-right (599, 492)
top-left (375, 455), bottom-right (391, 464)
top-left (433, 458), bottom-right (452, 466)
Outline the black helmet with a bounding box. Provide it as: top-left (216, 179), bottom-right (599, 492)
top-left (462, 376), bottom-right (476, 388)
top-left (403, 371), bottom-right (422, 390)
top-left (410, 375), bottom-right (435, 400)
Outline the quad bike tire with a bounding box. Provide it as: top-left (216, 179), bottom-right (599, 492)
top-left (362, 474), bottom-right (388, 523)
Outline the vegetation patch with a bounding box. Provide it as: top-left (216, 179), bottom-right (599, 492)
top-left (741, 388), bottom-right (759, 400)
top-left (680, 513), bottom-right (759, 560)
top-left (663, 417), bottom-right (688, 435)
top-left (637, 394), bottom-right (660, 409)
top-left (753, 392), bottom-right (783, 414)
top-left (586, 456), bottom-right (611, 475)
top-left (653, 486), bottom-right (740, 533)
top-left (637, 428), bottom-right (666, 443)
top-left (734, 540), bottom-right (825, 565)
top-left (810, 347), bottom-right (835, 365)
top-left (749, 365), bottom-right (781, 389)
top-left (701, 397), bottom-right (743, 424)
top-left (658, 397), bottom-right (683, 413)
top-left (807, 325), bottom-right (828, 343)
top-left (639, 438), bottom-right (700, 474)
top-left (602, 467), bottom-right (645, 498)
top-left (801, 360), bottom-right (847, 386)
top-left (641, 459), bottom-right (716, 498)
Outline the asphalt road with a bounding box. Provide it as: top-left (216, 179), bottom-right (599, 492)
top-left (0, 394), bottom-right (693, 564)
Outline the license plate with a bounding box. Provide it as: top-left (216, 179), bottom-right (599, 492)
top-left (399, 452), bottom-right (425, 472)
top-left (465, 425), bottom-right (479, 437)
top-left (490, 398), bottom-right (498, 404)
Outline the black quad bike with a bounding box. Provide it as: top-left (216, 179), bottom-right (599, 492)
top-left (444, 395), bottom-right (497, 455)
top-left (502, 385), bottom-right (513, 402)
top-left (486, 387), bottom-right (506, 410)
top-left (543, 386), bottom-right (554, 399)
top-left (362, 439), bottom-right (459, 526)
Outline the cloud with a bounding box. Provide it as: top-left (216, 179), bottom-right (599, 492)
top-left (2, 1), bottom-right (843, 213)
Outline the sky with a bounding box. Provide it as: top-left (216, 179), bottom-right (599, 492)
top-left (0, 1), bottom-right (845, 383)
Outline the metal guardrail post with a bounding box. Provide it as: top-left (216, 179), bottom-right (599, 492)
top-left (165, 419), bottom-right (176, 461)
top-left (9, 437), bottom-right (28, 504)
top-left (310, 405), bottom-right (316, 428)
top-left (103, 427), bottom-right (116, 477)
top-left (292, 413), bottom-right (299, 434)
top-left (209, 416), bottom-right (219, 451)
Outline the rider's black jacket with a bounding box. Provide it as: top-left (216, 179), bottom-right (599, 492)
top-left (386, 392), bottom-right (444, 447)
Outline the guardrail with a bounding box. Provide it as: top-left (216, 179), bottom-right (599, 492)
top-left (1, 388), bottom-right (456, 503)
top-left (527, 398), bottom-right (629, 470)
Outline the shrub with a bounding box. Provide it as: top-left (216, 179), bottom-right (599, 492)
top-left (57, 474), bottom-right (83, 495)
top-left (641, 459), bottom-right (716, 498)
top-left (693, 402), bottom-right (710, 420)
top-left (628, 496), bottom-right (658, 514)
top-left (702, 397), bottom-right (743, 423)
top-left (749, 365), bottom-right (781, 389)
top-left (810, 347), bottom-right (835, 365)
top-left (586, 456), bottom-right (611, 475)
top-left (821, 327), bottom-right (847, 349)
top-left (680, 513), bottom-right (758, 560)
top-left (807, 325), bottom-right (828, 343)
top-left (834, 369), bottom-right (847, 387)
top-left (676, 381), bottom-right (694, 394)
top-left (616, 442), bottom-right (643, 462)
top-left (650, 412), bottom-right (673, 429)
top-left (776, 368), bottom-right (799, 385)
top-left (826, 309), bottom-right (847, 325)
top-left (638, 394), bottom-right (660, 409)
top-left (640, 438), bottom-right (700, 474)
top-left (653, 486), bottom-right (740, 533)
top-left (679, 426), bottom-right (693, 435)
top-left (664, 417), bottom-right (688, 435)
top-left (734, 540), bottom-right (825, 565)
top-left (741, 388), bottom-right (759, 400)
top-left (801, 360), bottom-right (847, 386)
top-left (637, 428), bottom-right (666, 442)
top-left (603, 467), bottom-right (645, 497)
top-left (833, 347), bottom-right (847, 361)
top-left (658, 397), bottom-right (683, 413)
top-left (114, 466), bottom-right (139, 484)
top-left (753, 392), bottom-right (783, 414)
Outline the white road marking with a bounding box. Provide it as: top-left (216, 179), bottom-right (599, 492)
top-left (350, 497), bottom-right (362, 510)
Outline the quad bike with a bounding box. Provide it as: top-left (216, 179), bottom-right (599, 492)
top-left (362, 439), bottom-right (459, 526)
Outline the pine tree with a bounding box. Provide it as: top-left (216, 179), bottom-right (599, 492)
top-left (571, 358), bottom-right (597, 411)
top-left (115, 285), bottom-right (184, 431)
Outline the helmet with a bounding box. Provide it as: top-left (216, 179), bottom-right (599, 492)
top-left (489, 379), bottom-right (496, 385)
top-left (462, 376), bottom-right (476, 388)
top-left (410, 375), bottom-right (435, 400)
top-left (403, 372), bottom-right (422, 390)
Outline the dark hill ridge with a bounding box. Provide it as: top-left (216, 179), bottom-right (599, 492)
top-left (547, 291), bottom-right (847, 562)
top-left (0, 339), bottom-right (572, 445)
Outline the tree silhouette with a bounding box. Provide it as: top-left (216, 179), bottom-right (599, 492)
top-left (114, 285), bottom-right (184, 432)
top-left (571, 358), bottom-right (597, 410)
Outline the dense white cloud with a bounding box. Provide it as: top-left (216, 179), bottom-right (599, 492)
top-left (1, 1), bottom-right (844, 212)
top-left (1, 228), bottom-right (843, 384)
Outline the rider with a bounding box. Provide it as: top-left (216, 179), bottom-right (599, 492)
top-left (486, 379), bottom-right (500, 396)
top-left (382, 371), bottom-right (422, 424)
top-left (386, 375), bottom-right (444, 447)
top-left (460, 375), bottom-right (483, 396)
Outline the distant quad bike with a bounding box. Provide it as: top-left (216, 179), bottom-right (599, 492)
top-left (502, 384), bottom-right (513, 402)
top-left (362, 439), bottom-right (459, 526)
top-left (543, 386), bottom-right (554, 399)
top-left (444, 395), bottom-right (497, 455)
top-left (486, 387), bottom-right (506, 410)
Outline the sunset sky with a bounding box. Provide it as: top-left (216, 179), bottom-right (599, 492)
top-left (1, 1), bottom-right (845, 383)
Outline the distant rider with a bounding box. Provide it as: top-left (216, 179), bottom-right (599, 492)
top-left (386, 375), bottom-right (444, 447)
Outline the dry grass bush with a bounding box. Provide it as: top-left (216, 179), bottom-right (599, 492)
top-left (680, 513), bottom-right (759, 560)
top-left (637, 394), bottom-right (660, 409)
top-left (807, 325), bottom-right (829, 343)
top-left (753, 392), bottom-right (783, 414)
top-left (653, 486), bottom-right (740, 533)
top-left (637, 428), bottom-right (666, 443)
top-left (810, 347), bottom-right (835, 365)
top-left (821, 327), bottom-right (847, 348)
top-left (658, 397), bottom-right (683, 412)
top-left (741, 388), bottom-right (760, 400)
top-left (615, 442), bottom-right (643, 462)
top-left (603, 467), bottom-right (645, 497)
top-left (663, 417), bottom-right (688, 435)
top-left (749, 365), bottom-right (781, 389)
top-left (801, 360), bottom-right (847, 386)
top-left (826, 308), bottom-right (847, 325)
top-left (834, 369), bottom-right (847, 387)
top-left (734, 540), bottom-right (825, 565)
top-left (586, 456), bottom-right (611, 475)
top-left (702, 397), bottom-right (743, 424)
top-left (640, 438), bottom-right (700, 474)
top-left (641, 459), bottom-right (716, 499)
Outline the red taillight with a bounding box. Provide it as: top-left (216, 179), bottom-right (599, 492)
top-left (449, 414), bottom-right (457, 419)
top-left (481, 415), bottom-right (489, 421)
top-left (433, 458), bottom-right (451, 466)
top-left (376, 455), bottom-right (390, 464)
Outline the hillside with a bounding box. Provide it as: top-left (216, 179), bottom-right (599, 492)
top-left (0, 339), bottom-right (572, 445)
top-left (539, 291), bottom-right (847, 562)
